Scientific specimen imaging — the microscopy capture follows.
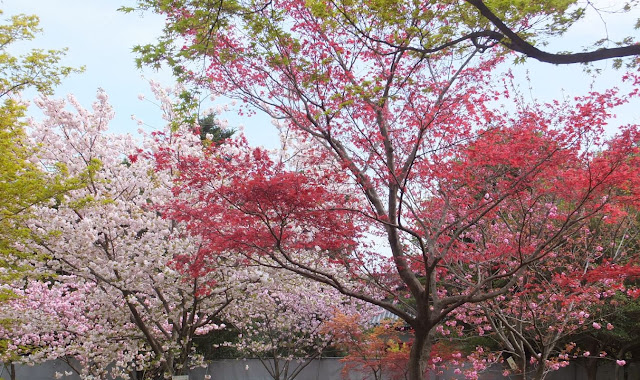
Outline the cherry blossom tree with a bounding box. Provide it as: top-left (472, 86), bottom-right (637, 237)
top-left (222, 270), bottom-right (354, 380)
top-left (547, 209), bottom-right (640, 380)
top-left (0, 280), bottom-right (137, 378)
top-left (573, 291), bottom-right (640, 380)
top-left (0, 85), bottom-right (246, 379)
top-left (475, 210), bottom-right (640, 380)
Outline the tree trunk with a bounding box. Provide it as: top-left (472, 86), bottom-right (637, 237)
top-left (613, 362), bottom-right (629, 380)
top-left (165, 354), bottom-right (174, 378)
top-left (517, 354), bottom-right (527, 380)
top-left (585, 358), bottom-right (598, 380)
top-left (274, 358), bottom-right (281, 380)
top-left (532, 362), bottom-right (545, 380)
top-left (407, 330), bottom-right (431, 380)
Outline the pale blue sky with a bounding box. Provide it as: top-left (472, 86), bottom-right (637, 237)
top-left (3, 0), bottom-right (280, 147)
top-left (4, 1), bottom-right (173, 130)
top-left (3, 0), bottom-right (639, 146)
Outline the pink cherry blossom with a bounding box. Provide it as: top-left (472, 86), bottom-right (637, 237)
top-left (0, 88), bottom-right (247, 379)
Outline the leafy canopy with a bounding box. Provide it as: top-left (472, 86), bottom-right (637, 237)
top-left (123, 0), bottom-right (640, 79)
top-left (0, 9), bottom-right (83, 284)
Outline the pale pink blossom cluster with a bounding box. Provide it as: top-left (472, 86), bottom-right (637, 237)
top-left (224, 270), bottom-right (362, 379)
top-left (0, 88), bottom-right (246, 378)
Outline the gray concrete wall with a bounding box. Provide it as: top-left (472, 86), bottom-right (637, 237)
top-left (2, 358), bottom-right (638, 380)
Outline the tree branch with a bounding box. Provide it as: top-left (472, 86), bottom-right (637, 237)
top-left (465, 0), bottom-right (640, 64)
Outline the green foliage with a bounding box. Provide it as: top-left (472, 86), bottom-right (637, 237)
top-left (125, 0), bottom-right (640, 97)
top-left (0, 11), bottom-right (83, 97)
top-left (0, 9), bottom-right (83, 283)
top-left (197, 113), bottom-right (235, 144)
top-left (573, 281), bottom-right (640, 356)
top-left (120, 0), bottom-right (241, 75)
top-left (192, 322), bottom-right (241, 360)
top-left (483, 0), bottom-right (579, 33)
top-left (0, 101), bottom-right (49, 281)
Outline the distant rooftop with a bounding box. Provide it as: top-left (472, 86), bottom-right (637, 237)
top-left (370, 308), bottom-right (400, 325)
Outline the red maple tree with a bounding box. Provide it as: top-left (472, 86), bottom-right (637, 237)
top-left (137, 2), bottom-right (640, 378)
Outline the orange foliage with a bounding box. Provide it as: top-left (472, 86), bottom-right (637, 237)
top-left (323, 312), bottom-right (410, 380)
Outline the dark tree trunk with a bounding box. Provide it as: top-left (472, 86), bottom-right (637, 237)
top-left (407, 329), bottom-right (431, 380)
top-left (585, 357), bottom-right (598, 380)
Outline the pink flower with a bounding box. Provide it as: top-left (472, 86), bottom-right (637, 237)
top-left (583, 351), bottom-right (591, 357)
top-left (592, 322), bottom-right (601, 330)
top-left (607, 323), bottom-right (614, 330)
top-left (617, 360), bottom-right (626, 366)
